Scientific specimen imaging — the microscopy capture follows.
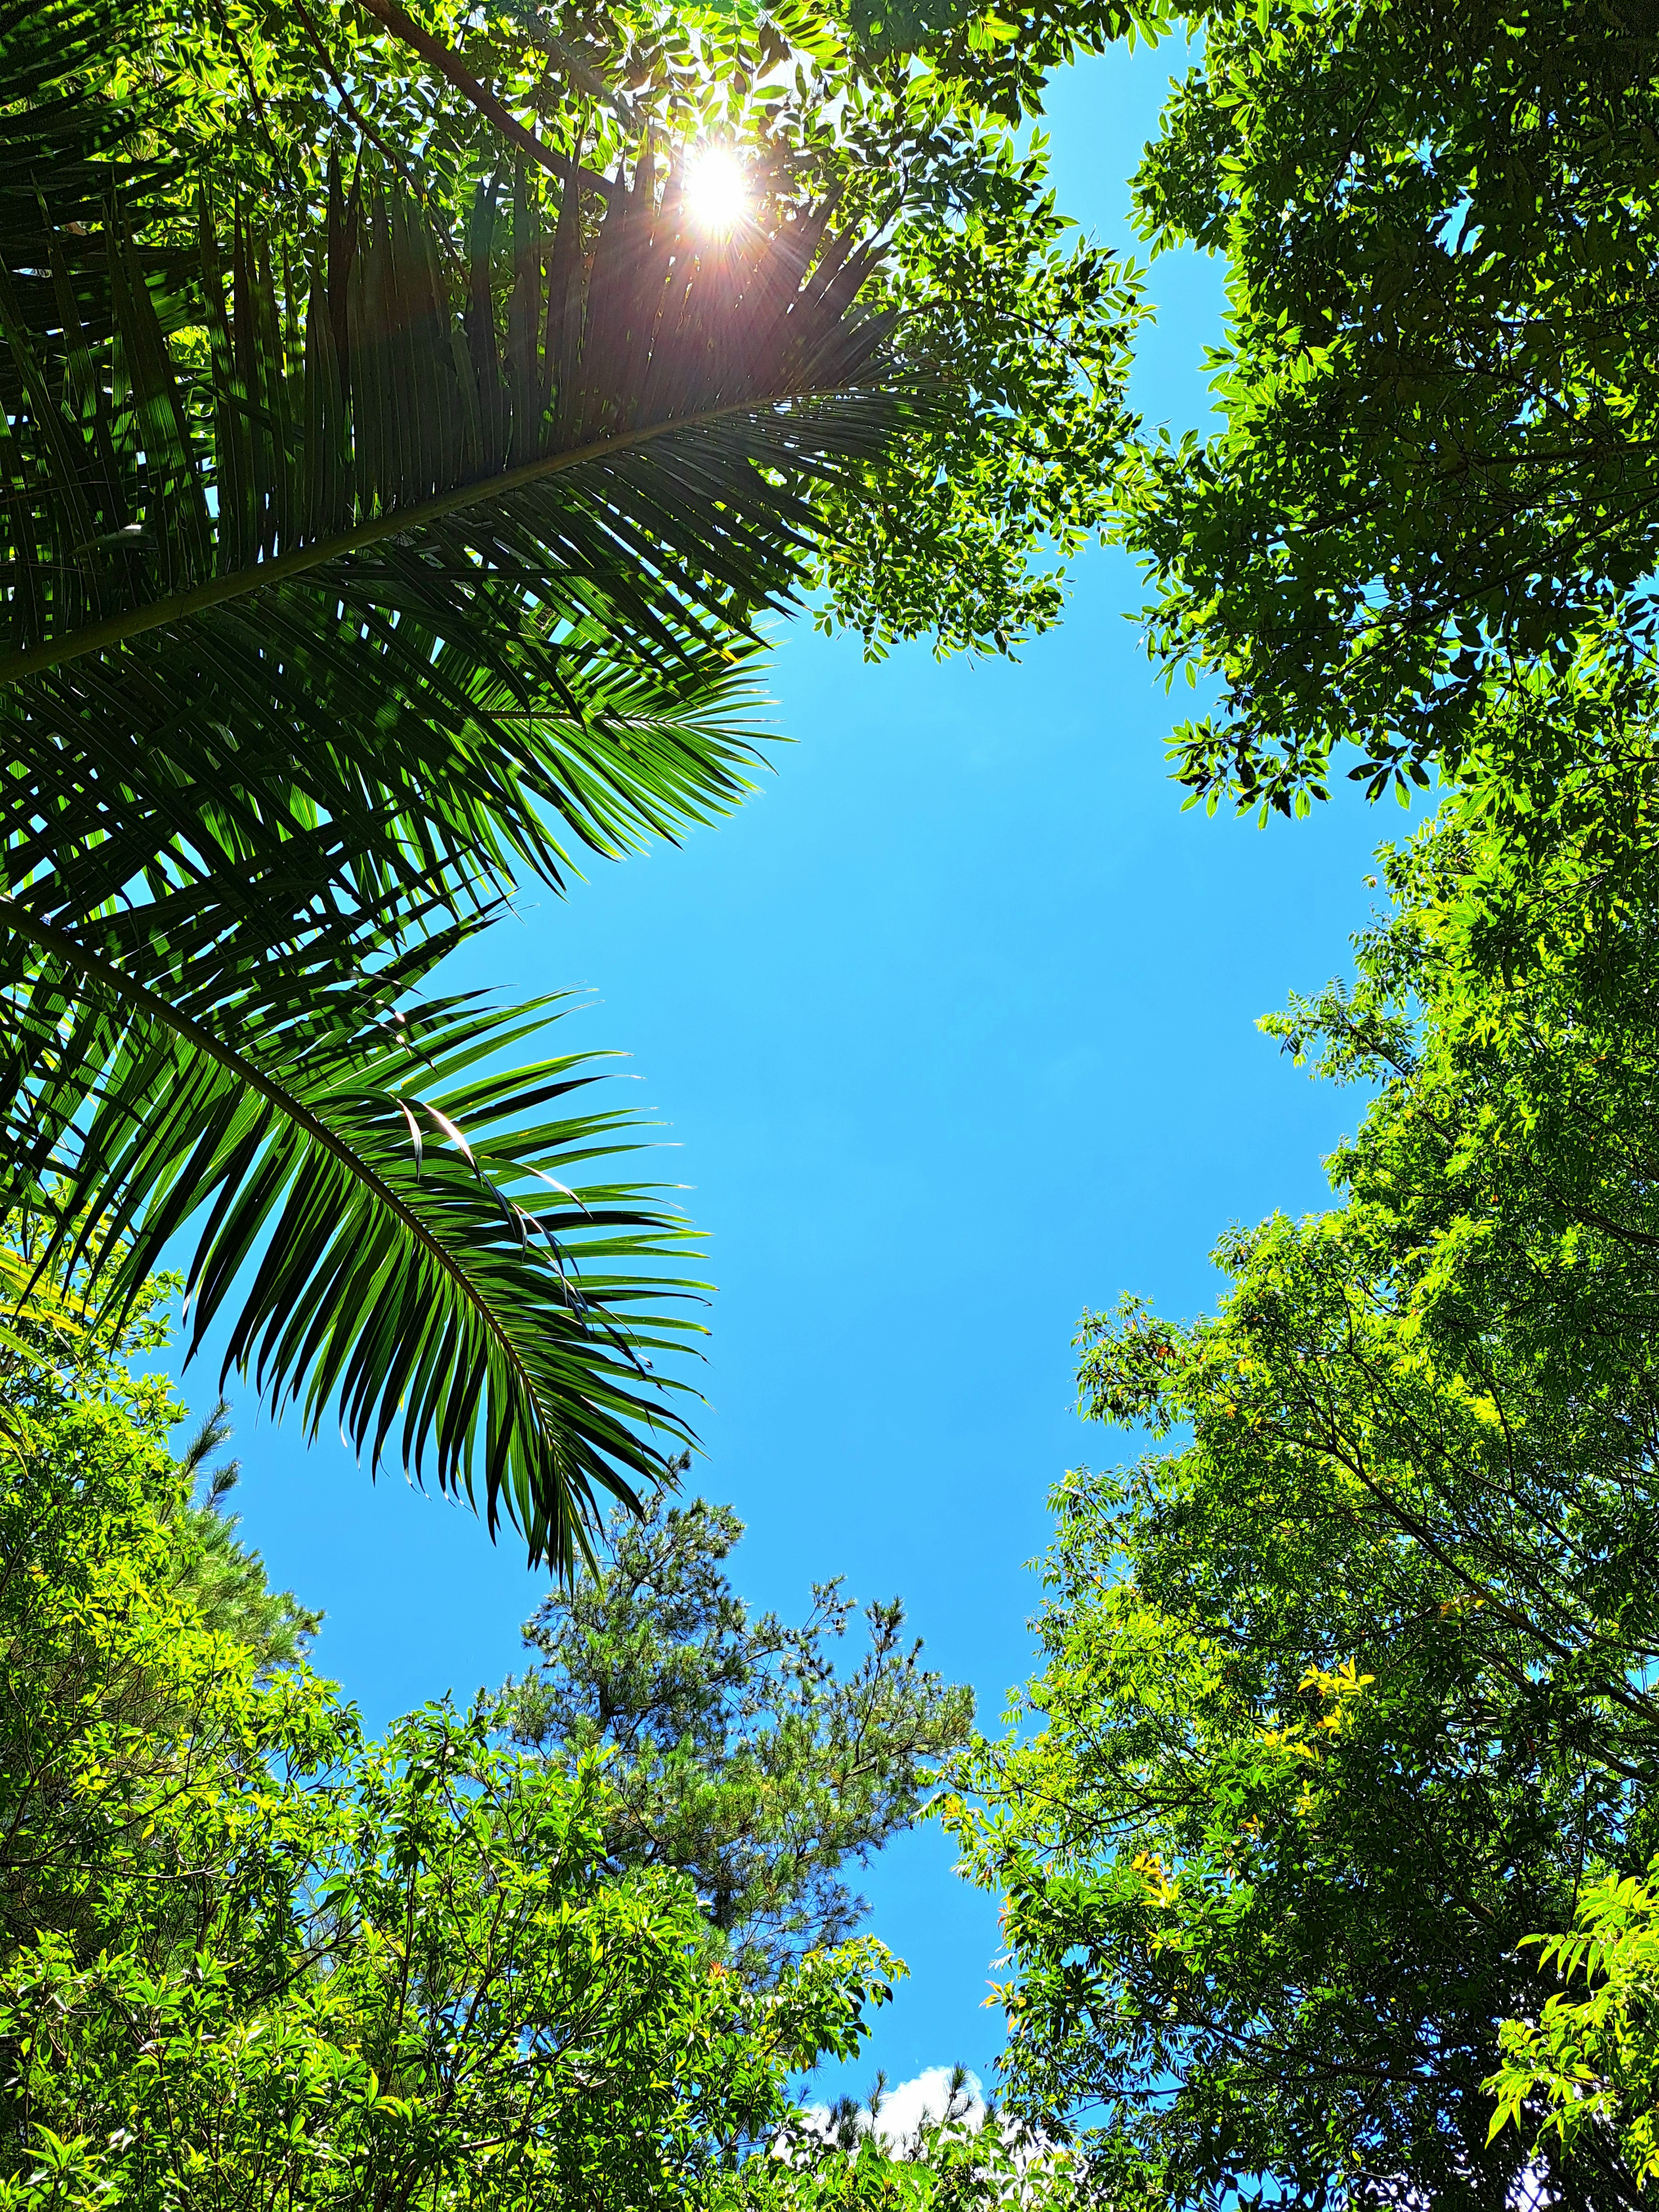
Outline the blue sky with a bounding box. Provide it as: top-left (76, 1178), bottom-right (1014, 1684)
top-left (161, 36), bottom-right (1417, 2106)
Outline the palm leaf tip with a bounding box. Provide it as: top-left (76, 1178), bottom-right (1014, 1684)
top-left (0, 908), bottom-right (706, 1576)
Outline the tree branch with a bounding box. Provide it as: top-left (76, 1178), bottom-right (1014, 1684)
top-left (349, 0), bottom-right (616, 201)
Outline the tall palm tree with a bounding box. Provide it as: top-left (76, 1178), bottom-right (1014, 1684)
top-left (0, 0), bottom-right (907, 1570)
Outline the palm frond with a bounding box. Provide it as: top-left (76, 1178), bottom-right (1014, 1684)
top-left (0, 0), bottom-right (912, 1566)
top-left (2, 896), bottom-right (699, 1571)
top-left (0, 104), bottom-right (904, 921)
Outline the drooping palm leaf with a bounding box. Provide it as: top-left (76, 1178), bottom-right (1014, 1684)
top-left (2, 893), bottom-right (702, 1570)
top-left (0, 0), bottom-right (913, 1565)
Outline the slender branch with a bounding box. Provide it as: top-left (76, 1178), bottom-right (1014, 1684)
top-left (206, 0), bottom-right (279, 155)
top-left (349, 0), bottom-right (615, 201)
top-left (293, 0), bottom-right (426, 202)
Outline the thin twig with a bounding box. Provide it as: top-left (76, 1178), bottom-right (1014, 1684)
top-left (292, 0), bottom-right (424, 202)
top-left (350, 0), bottom-right (616, 201)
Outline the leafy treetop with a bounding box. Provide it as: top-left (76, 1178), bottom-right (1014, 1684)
top-left (503, 1487), bottom-right (974, 1982)
top-left (944, 761), bottom-right (1659, 2208)
top-left (0, 1297), bottom-right (896, 2212)
top-left (1112, 0), bottom-right (1659, 815)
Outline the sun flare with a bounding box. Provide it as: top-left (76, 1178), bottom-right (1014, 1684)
top-left (683, 145), bottom-right (749, 236)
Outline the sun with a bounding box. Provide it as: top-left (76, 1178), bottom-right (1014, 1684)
top-left (683, 144), bottom-right (749, 236)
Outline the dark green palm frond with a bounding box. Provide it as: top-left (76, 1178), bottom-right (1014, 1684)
top-left (0, 0), bottom-right (914, 1567)
top-left (2, 899), bottom-right (699, 1572)
top-left (0, 0), bottom-right (188, 350)
top-left (0, 117), bottom-right (905, 922)
top-left (6, 628), bottom-right (772, 1026)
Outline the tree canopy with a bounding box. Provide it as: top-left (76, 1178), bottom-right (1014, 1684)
top-left (20, 0), bottom-right (1659, 2196)
top-left (0, 1288), bottom-right (903, 2212)
top-left (1112, 0), bottom-right (1659, 815)
top-left (0, 1271), bottom-right (1115, 2212)
top-left (107, 0), bottom-right (1150, 659)
top-left (945, 755), bottom-right (1659, 2207)
top-left (925, 6), bottom-right (1659, 2197)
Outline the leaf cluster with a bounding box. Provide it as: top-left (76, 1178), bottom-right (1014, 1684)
top-left (753, 2069), bottom-right (1142, 2212)
top-left (1112, 0), bottom-right (1659, 814)
top-left (1487, 1855), bottom-right (1659, 2192)
top-left (0, 1322), bottom-right (899, 2212)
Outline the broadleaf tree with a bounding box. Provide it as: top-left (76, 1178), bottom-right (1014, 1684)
top-left (1108, 0), bottom-right (1659, 815)
top-left (0, 1306), bottom-right (896, 2211)
top-left (944, 753), bottom-right (1659, 2208)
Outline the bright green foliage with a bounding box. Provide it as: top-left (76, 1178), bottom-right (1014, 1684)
top-left (3, 1728), bottom-right (888, 2212)
top-left (838, 0), bottom-right (1166, 131)
top-left (806, 129), bottom-right (1144, 658)
top-left (503, 1491), bottom-right (974, 1980)
top-left (746, 2067), bottom-right (1132, 2212)
top-left (0, 1281), bottom-right (333, 1968)
top-left (1113, 0), bottom-right (1659, 814)
top-left (944, 774), bottom-right (1659, 2207)
top-left (0, 1313), bottom-right (896, 2212)
top-left (1487, 1857), bottom-right (1659, 2193)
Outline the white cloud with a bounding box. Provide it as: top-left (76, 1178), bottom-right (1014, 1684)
top-left (871, 2068), bottom-right (987, 2146)
top-left (798, 2066), bottom-right (987, 2152)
